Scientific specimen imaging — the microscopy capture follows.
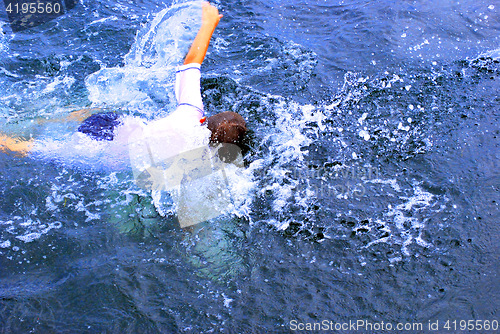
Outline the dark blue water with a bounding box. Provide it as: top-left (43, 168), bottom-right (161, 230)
top-left (0, 0), bottom-right (499, 333)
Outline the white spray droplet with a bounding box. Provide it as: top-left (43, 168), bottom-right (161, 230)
top-left (359, 130), bottom-right (370, 141)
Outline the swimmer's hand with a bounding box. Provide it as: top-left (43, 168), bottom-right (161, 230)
top-left (201, 1), bottom-right (223, 28)
top-left (183, 2), bottom-right (223, 65)
top-left (0, 133), bottom-right (33, 156)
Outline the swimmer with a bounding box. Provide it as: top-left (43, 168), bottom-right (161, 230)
top-left (0, 2), bottom-right (247, 160)
top-left (1, 3), bottom-right (249, 280)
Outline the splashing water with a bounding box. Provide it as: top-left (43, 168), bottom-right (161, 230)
top-left (0, 0), bottom-right (498, 331)
top-left (85, 1), bottom-right (202, 116)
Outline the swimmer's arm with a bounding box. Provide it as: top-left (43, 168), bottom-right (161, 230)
top-left (0, 133), bottom-right (34, 156)
top-left (36, 107), bottom-right (101, 125)
top-left (1, 107), bottom-right (99, 156)
top-left (183, 2), bottom-right (223, 65)
top-left (1, 107), bottom-right (98, 155)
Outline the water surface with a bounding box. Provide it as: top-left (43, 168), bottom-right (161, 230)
top-left (0, 0), bottom-right (499, 332)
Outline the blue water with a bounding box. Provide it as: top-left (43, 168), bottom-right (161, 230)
top-left (0, 0), bottom-right (499, 333)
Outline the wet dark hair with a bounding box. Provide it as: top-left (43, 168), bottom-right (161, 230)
top-left (207, 112), bottom-right (247, 144)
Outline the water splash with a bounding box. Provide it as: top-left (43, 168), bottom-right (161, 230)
top-left (85, 1), bottom-right (202, 116)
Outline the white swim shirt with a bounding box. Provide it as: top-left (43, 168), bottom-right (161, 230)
top-left (33, 63), bottom-right (211, 169)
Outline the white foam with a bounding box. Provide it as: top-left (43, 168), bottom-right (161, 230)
top-left (89, 16), bottom-right (119, 26)
top-left (0, 240), bottom-right (11, 248)
top-left (0, 21), bottom-right (9, 56)
top-left (224, 163), bottom-right (256, 219)
top-left (0, 67), bottom-right (19, 78)
top-left (11, 221), bottom-right (63, 243)
top-left (390, 185), bottom-right (435, 213)
top-left (368, 178), bottom-right (402, 192)
top-left (363, 179), bottom-right (451, 258)
top-left (477, 48), bottom-right (500, 61)
top-left (42, 76), bottom-right (76, 93)
top-left (250, 98), bottom-right (318, 226)
top-left (359, 129), bottom-right (370, 141)
top-left (15, 232), bottom-right (42, 243)
top-left (222, 293), bottom-right (233, 308)
top-left (385, 185), bottom-right (437, 255)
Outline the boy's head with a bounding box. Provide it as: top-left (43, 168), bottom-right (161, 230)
top-left (207, 111), bottom-right (246, 144)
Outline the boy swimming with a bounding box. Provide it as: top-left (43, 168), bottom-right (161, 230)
top-left (0, 2), bottom-right (247, 161)
top-left (1, 2), bottom-right (250, 280)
